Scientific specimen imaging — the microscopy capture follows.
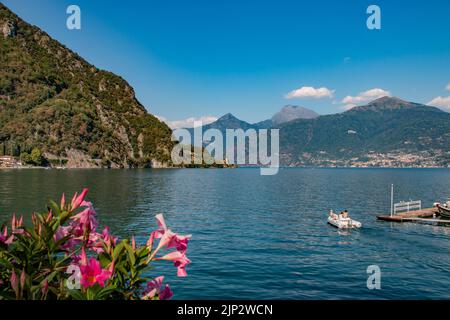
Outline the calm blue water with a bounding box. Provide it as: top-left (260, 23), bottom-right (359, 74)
top-left (1, 168), bottom-right (450, 299)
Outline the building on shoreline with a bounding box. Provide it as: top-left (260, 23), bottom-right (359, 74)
top-left (0, 156), bottom-right (21, 168)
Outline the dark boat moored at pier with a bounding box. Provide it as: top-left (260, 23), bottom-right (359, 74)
top-left (437, 204), bottom-right (450, 219)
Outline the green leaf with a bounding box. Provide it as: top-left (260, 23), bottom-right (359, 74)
top-left (46, 270), bottom-right (59, 283)
top-left (95, 285), bottom-right (116, 300)
top-left (137, 246), bottom-right (150, 259)
top-left (124, 243), bottom-right (136, 266)
top-left (112, 240), bottom-right (126, 261)
top-left (86, 287), bottom-right (95, 300)
top-left (116, 264), bottom-right (128, 275)
top-left (99, 252), bottom-right (112, 267)
top-left (48, 200), bottom-right (61, 217)
top-left (0, 258), bottom-right (13, 269)
top-left (68, 290), bottom-right (86, 300)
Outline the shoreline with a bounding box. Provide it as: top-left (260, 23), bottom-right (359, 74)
top-left (1, 166), bottom-right (449, 170)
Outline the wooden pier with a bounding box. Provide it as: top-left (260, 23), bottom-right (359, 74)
top-left (377, 207), bottom-right (440, 222)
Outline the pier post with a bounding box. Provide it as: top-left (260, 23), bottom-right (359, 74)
top-left (390, 184), bottom-right (394, 217)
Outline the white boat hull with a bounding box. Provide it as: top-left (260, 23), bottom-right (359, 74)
top-left (327, 216), bottom-right (362, 229)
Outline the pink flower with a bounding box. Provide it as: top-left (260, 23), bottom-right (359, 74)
top-left (10, 270), bottom-right (18, 289)
top-left (146, 231), bottom-right (155, 248)
top-left (60, 193), bottom-right (66, 210)
top-left (41, 279), bottom-right (49, 296)
top-left (10, 270), bottom-right (19, 297)
top-left (156, 251), bottom-right (191, 277)
top-left (146, 214), bottom-right (167, 247)
top-left (87, 227), bottom-right (116, 254)
top-left (155, 230), bottom-right (191, 254)
top-left (102, 227), bottom-right (118, 248)
top-left (70, 188), bottom-right (89, 211)
top-left (147, 214), bottom-right (191, 276)
top-left (54, 226), bottom-right (80, 250)
top-left (155, 229), bottom-right (176, 252)
top-left (159, 285), bottom-right (173, 300)
top-left (71, 253), bottom-right (82, 265)
top-left (146, 214), bottom-right (168, 249)
top-left (0, 230), bottom-right (5, 243)
top-left (108, 260), bottom-right (115, 274)
top-left (154, 214), bottom-right (167, 238)
top-left (11, 213), bottom-right (17, 229)
top-left (80, 258), bottom-right (112, 288)
top-left (20, 270), bottom-right (26, 288)
top-left (80, 246), bottom-right (89, 265)
top-left (71, 201), bottom-right (98, 236)
top-left (79, 248), bottom-right (112, 288)
top-left (131, 236), bottom-right (136, 250)
top-left (45, 211), bottom-right (53, 223)
top-left (0, 226), bottom-right (13, 245)
top-left (54, 226), bottom-right (70, 240)
top-left (167, 234), bottom-right (191, 254)
top-left (142, 276), bottom-right (173, 300)
top-left (150, 214), bottom-right (191, 255)
top-left (11, 213), bottom-right (24, 234)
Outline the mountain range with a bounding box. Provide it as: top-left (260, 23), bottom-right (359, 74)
top-left (280, 97), bottom-right (450, 167)
top-left (271, 105), bottom-right (319, 125)
top-left (0, 3), bottom-right (173, 168)
top-left (191, 97), bottom-right (450, 167)
top-left (187, 105), bottom-right (319, 134)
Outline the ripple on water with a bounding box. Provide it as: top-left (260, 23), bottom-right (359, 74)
top-left (0, 168), bottom-right (449, 299)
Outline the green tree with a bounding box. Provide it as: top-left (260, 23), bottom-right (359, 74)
top-left (30, 148), bottom-right (44, 166)
top-left (20, 152), bottom-right (33, 164)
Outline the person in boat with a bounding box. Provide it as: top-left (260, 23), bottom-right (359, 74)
top-left (329, 210), bottom-right (338, 220)
top-left (329, 210), bottom-right (336, 220)
top-left (342, 210), bottom-right (349, 218)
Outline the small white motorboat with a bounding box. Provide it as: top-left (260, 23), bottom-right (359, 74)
top-left (327, 210), bottom-right (362, 229)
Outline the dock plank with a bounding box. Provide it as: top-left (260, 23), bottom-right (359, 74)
top-left (400, 217), bottom-right (450, 224)
top-left (377, 207), bottom-right (439, 222)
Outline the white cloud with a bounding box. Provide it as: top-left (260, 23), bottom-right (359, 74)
top-left (427, 96), bottom-right (450, 111)
top-left (341, 88), bottom-right (391, 105)
top-left (156, 115), bottom-right (218, 129)
top-left (285, 86), bottom-right (334, 99)
top-left (446, 83), bottom-right (450, 91)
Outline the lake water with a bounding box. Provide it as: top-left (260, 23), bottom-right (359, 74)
top-left (1, 168), bottom-right (449, 299)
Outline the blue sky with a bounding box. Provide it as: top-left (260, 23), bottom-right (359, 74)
top-left (2, 0), bottom-right (450, 126)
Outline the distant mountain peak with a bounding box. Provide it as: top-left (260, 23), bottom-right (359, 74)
top-left (194, 112), bottom-right (253, 132)
top-left (282, 104), bottom-right (299, 110)
top-left (369, 96), bottom-right (407, 105)
top-left (352, 96), bottom-right (422, 111)
top-left (219, 113), bottom-right (238, 121)
top-left (272, 105), bottom-right (319, 125)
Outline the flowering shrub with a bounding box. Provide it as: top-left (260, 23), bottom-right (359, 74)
top-left (0, 189), bottom-right (191, 300)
